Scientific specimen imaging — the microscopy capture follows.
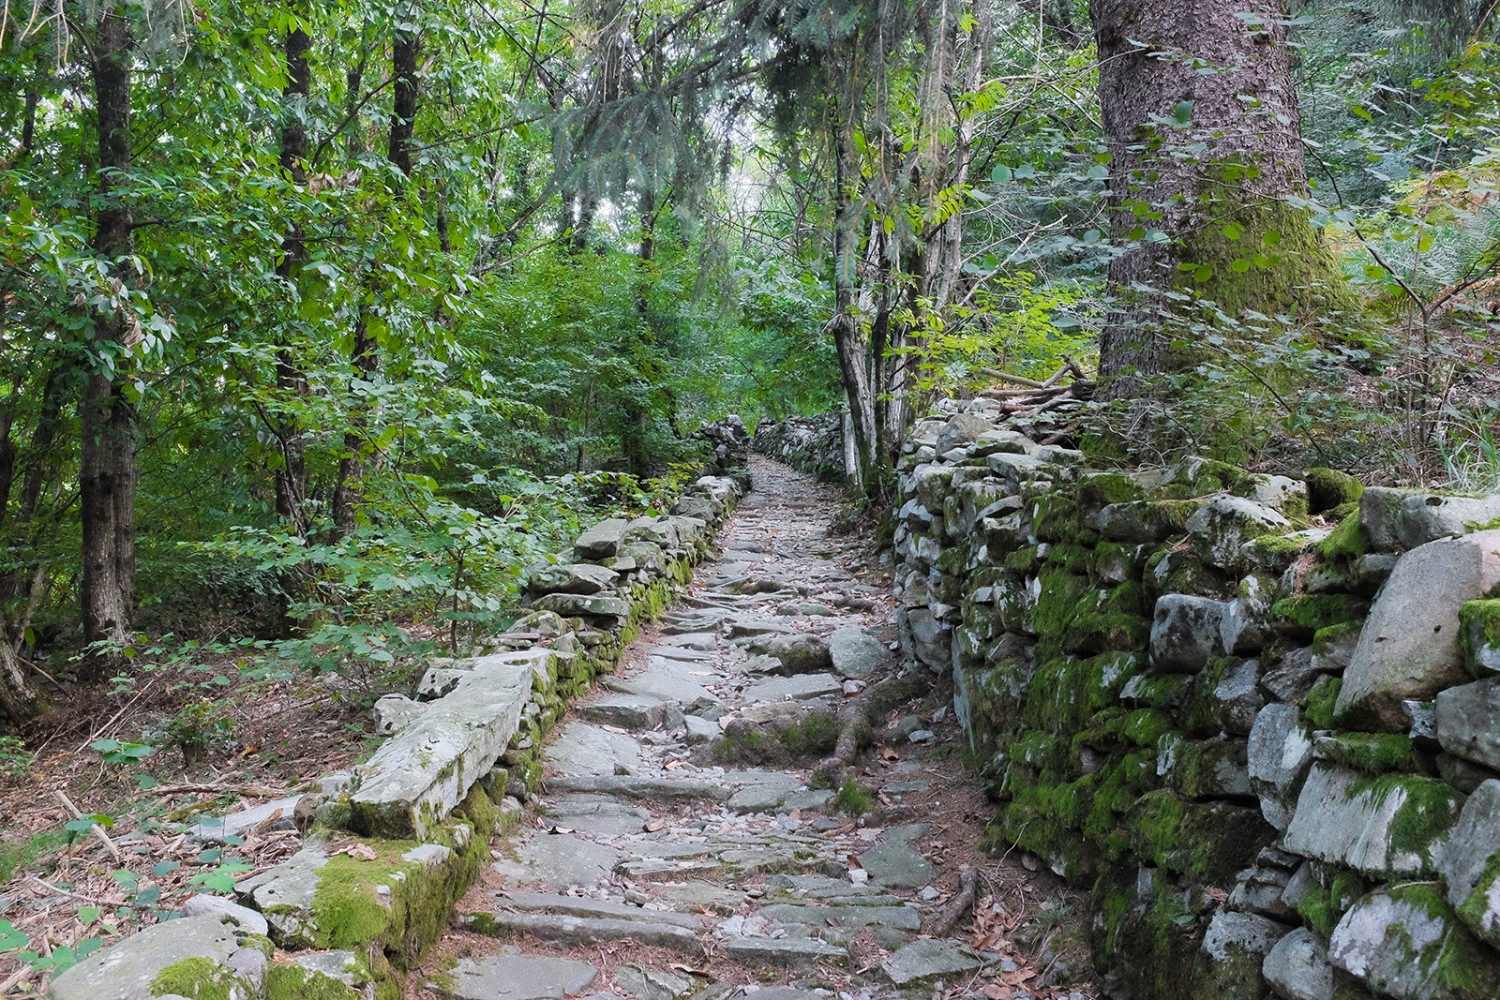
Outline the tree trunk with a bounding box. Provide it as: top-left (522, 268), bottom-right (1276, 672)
top-left (1091, 0), bottom-right (1354, 400)
top-left (333, 4), bottom-right (418, 536)
top-left (275, 11), bottom-right (312, 530)
top-left (80, 2), bottom-right (138, 682)
top-left (830, 110), bottom-right (877, 490)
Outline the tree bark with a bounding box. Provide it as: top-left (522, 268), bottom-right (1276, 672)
top-left (79, 2), bottom-right (138, 682)
top-left (275, 11), bottom-right (312, 529)
top-left (1091, 0), bottom-right (1354, 400)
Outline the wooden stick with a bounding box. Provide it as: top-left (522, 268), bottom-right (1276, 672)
top-left (77, 677), bottom-right (159, 752)
top-left (52, 789), bottom-right (123, 863)
top-left (928, 866), bottom-right (980, 937)
top-left (26, 875), bottom-right (125, 908)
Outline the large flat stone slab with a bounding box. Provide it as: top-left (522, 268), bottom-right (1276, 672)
top-left (351, 650), bottom-right (548, 839)
top-left (50, 914), bottom-right (263, 1000)
top-left (882, 939), bottom-right (985, 985)
top-left (1282, 765), bottom-right (1459, 879)
top-left (492, 833), bottom-right (623, 889)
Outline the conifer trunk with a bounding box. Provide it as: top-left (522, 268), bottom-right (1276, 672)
top-left (1091, 0), bottom-right (1353, 399)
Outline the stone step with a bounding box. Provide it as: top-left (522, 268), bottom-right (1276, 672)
top-left (722, 936), bottom-right (849, 966)
top-left (545, 774), bottom-right (733, 801)
top-left (463, 909), bottom-right (704, 953)
top-left (491, 890), bottom-right (706, 929)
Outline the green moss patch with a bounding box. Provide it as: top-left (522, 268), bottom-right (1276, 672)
top-left (1305, 468), bottom-right (1365, 513)
top-left (1460, 600), bottom-right (1500, 678)
top-left (150, 956), bottom-right (244, 1000)
top-left (1271, 593), bottom-right (1366, 635)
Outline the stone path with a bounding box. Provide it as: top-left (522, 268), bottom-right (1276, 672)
top-left (415, 457), bottom-right (1094, 1000)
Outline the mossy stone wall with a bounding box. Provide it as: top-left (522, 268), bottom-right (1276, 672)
top-left (892, 399), bottom-right (1500, 1000)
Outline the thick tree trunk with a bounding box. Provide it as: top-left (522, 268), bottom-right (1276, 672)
top-left (830, 114), bottom-right (877, 490)
top-left (1091, 0), bottom-right (1353, 399)
top-left (275, 13), bottom-right (312, 529)
top-left (80, 4), bottom-right (138, 681)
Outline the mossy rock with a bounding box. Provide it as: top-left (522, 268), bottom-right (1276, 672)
top-left (150, 956), bottom-right (253, 1000)
top-left (1078, 471), bottom-right (1148, 508)
top-left (1125, 790), bottom-right (1273, 883)
top-left (1313, 732), bottom-right (1424, 776)
top-left (1089, 866), bottom-right (1215, 998)
top-left (1305, 467), bottom-right (1365, 513)
top-left (1302, 675), bottom-right (1343, 730)
top-left (1460, 599), bottom-right (1500, 678)
top-left (265, 962), bottom-right (364, 1000)
top-left (1271, 594), bottom-right (1367, 636)
top-left (1315, 513), bottom-right (1368, 563)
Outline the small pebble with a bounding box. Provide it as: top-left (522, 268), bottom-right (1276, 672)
top-left (908, 729), bottom-right (936, 743)
top-left (919, 886), bottom-right (941, 901)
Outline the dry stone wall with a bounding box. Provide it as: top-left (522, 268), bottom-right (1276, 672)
top-left (891, 400), bottom-right (1500, 1000)
top-left (753, 412), bottom-right (846, 481)
top-left (49, 465), bottom-right (745, 1000)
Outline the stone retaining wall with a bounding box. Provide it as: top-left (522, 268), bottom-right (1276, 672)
top-left (50, 469), bottom-right (745, 1000)
top-left (892, 400), bottom-right (1500, 1000)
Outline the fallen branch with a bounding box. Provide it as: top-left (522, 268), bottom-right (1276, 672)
top-left (928, 866), bottom-right (979, 937)
top-left (77, 677), bottom-right (160, 753)
top-left (145, 782), bottom-right (288, 799)
top-left (53, 790), bottom-right (122, 863)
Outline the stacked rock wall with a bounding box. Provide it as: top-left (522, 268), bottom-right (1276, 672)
top-left (753, 413), bottom-right (846, 481)
top-left (892, 400), bottom-right (1500, 1000)
top-left (50, 471), bottom-right (743, 1000)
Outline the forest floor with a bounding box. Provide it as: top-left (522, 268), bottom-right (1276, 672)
top-left (0, 455), bottom-right (1101, 999)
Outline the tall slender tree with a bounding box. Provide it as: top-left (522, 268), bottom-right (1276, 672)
top-left (79, 0), bottom-right (139, 679)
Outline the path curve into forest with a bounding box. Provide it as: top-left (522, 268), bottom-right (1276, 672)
top-left (409, 456), bottom-right (1098, 1000)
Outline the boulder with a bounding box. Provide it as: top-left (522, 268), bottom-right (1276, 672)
top-left (1247, 703), bottom-right (1313, 831)
top-left (574, 518), bottom-right (630, 559)
top-left (826, 627), bottom-right (892, 679)
top-left (1186, 496), bottom-right (1292, 571)
top-left (1262, 927), bottom-right (1334, 1000)
top-left (1440, 780), bottom-right (1500, 926)
top-left (934, 412), bottom-right (994, 453)
top-left (1148, 595), bottom-right (1228, 672)
top-left (1436, 677), bottom-right (1500, 770)
top-left (768, 633), bottom-right (833, 674)
top-left (1334, 530), bottom-right (1500, 730)
top-left (50, 914), bottom-right (263, 1000)
top-left (1396, 493), bottom-right (1500, 549)
top-left (1093, 500), bottom-right (1198, 543)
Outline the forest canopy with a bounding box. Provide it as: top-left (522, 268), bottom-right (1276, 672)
top-left (0, 0), bottom-right (1496, 725)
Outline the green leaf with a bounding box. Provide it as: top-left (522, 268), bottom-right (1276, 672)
top-left (990, 164), bottom-right (1013, 184)
top-left (1172, 100), bottom-right (1194, 123)
top-left (1231, 258), bottom-right (1253, 273)
top-left (0, 919), bottom-right (27, 951)
top-left (153, 860), bottom-right (182, 877)
top-left (1192, 265), bottom-right (1214, 282)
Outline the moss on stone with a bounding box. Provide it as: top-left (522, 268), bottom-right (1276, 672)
top-left (1126, 790), bottom-right (1271, 883)
top-left (1302, 675), bottom-right (1343, 730)
top-left (265, 963), bottom-right (361, 1000)
top-left (1459, 600), bottom-right (1500, 678)
top-left (1079, 471), bottom-right (1148, 508)
top-left (1458, 851), bottom-right (1500, 947)
top-left (150, 957), bottom-right (241, 999)
top-left (1305, 468), bottom-right (1365, 513)
top-left (1295, 869), bottom-right (1366, 937)
top-left (1317, 733), bottom-right (1421, 775)
top-left (832, 778), bottom-right (875, 815)
top-left (1316, 513), bottom-right (1368, 562)
top-left (1384, 883), bottom-right (1500, 999)
top-left (1271, 593), bottom-right (1366, 635)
